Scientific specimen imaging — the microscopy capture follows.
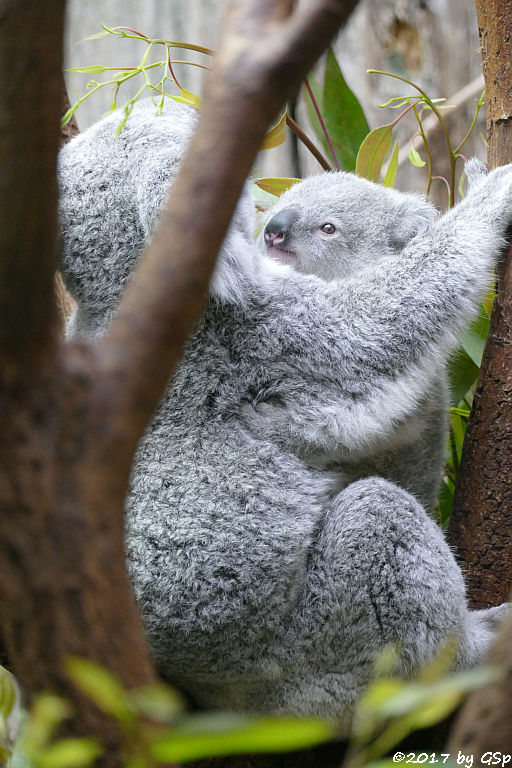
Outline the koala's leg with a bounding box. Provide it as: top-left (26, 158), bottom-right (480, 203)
top-left (267, 478), bottom-right (504, 721)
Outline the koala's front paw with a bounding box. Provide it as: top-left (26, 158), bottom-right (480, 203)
top-left (465, 157), bottom-right (488, 189)
top-left (475, 602), bottom-right (512, 631)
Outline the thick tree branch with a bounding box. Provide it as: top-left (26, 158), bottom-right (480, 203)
top-left (0, 0), bottom-right (62, 361)
top-left (94, 0), bottom-right (359, 467)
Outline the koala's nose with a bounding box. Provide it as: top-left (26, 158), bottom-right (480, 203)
top-left (264, 208), bottom-right (300, 247)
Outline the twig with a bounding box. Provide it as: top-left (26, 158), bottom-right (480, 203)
top-left (286, 113), bottom-right (332, 171)
top-left (397, 75), bottom-right (484, 169)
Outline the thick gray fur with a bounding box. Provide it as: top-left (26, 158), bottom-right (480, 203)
top-left (58, 101), bottom-right (511, 730)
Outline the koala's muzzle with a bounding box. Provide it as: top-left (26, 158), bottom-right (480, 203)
top-left (264, 208), bottom-right (299, 249)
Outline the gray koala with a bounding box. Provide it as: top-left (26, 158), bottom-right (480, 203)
top-left (256, 175), bottom-right (450, 513)
top-left (58, 100), bottom-right (511, 730)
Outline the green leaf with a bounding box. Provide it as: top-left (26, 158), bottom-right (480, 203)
top-left (254, 178), bottom-right (301, 196)
top-left (61, 105), bottom-right (78, 128)
top-left (22, 695), bottom-right (71, 757)
top-left (178, 87), bottom-right (201, 109)
top-left (66, 658), bottom-right (133, 723)
top-left (448, 349), bottom-right (478, 406)
top-left (150, 714), bottom-right (334, 763)
top-left (129, 683), bottom-right (184, 723)
top-left (382, 141), bottom-right (399, 188)
top-left (261, 112), bottom-right (287, 150)
top-left (78, 24), bottom-right (114, 43)
top-left (66, 65), bottom-right (110, 75)
top-left (38, 739), bottom-right (102, 768)
top-left (458, 170), bottom-right (466, 200)
top-left (0, 667), bottom-right (16, 719)
top-left (355, 125), bottom-right (392, 183)
top-left (461, 327), bottom-right (486, 367)
top-left (408, 147), bottom-right (426, 167)
top-left (323, 48), bottom-right (370, 171)
top-left (436, 479), bottom-right (454, 528)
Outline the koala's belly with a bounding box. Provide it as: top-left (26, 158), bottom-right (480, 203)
top-left (339, 374), bottom-right (449, 513)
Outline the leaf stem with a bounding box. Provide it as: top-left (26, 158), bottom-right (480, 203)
top-left (368, 69), bottom-right (457, 205)
top-left (304, 77), bottom-right (340, 170)
top-left (412, 103), bottom-right (433, 195)
top-left (454, 91), bottom-right (485, 155)
top-left (285, 114), bottom-right (332, 171)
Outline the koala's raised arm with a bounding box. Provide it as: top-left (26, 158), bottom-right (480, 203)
top-left (245, 168), bottom-right (509, 457)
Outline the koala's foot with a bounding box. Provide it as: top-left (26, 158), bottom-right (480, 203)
top-left (275, 478), bottom-right (475, 717)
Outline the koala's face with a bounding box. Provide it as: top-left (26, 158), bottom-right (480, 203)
top-left (258, 172), bottom-right (437, 281)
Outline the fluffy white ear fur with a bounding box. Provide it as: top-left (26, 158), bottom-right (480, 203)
top-left (465, 157), bottom-right (488, 189)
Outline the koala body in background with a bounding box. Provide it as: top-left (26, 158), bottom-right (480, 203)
top-left (59, 101), bottom-right (511, 729)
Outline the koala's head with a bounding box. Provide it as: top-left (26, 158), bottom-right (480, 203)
top-left (258, 172), bottom-right (438, 281)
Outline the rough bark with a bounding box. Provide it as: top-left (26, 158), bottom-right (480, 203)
top-left (0, 1), bottom-right (359, 765)
top-left (447, 0), bottom-right (512, 610)
top-left (447, 0), bottom-right (512, 757)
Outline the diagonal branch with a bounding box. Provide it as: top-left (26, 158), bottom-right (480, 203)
top-left (94, 0), bottom-right (359, 465)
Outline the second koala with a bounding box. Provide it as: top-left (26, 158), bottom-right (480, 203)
top-left (58, 101), bottom-right (511, 729)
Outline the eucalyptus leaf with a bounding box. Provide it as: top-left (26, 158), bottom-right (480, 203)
top-left (37, 739), bottom-right (102, 768)
top-left (261, 112), bottom-right (287, 150)
top-left (150, 715), bottom-right (334, 763)
top-left (178, 87), bottom-right (201, 109)
top-left (0, 667), bottom-right (16, 719)
top-left (78, 29), bottom-right (111, 42)
top-left (66, 65), bottom-right (110, 75)
top-left (408, 147), bottom-right (426, 168)
top-left (461, 327), bottom-right (486, 367)
top-left (65, 658), bottom-right (134, 723)
top-left (448, 349), bottom-right (478, 406)
top-left (323, 48), bottom-right (370, 171)
top-left (355, 125), bottom-right (392, 182)
top-left (254, 177), bottom-right (301, 196)
top-left (382, 141), bottom-right (399, 188)
top-left (129, 683), bottom-right (184, 722)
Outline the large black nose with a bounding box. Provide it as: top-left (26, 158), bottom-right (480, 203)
top-left (264, 208), bottom-right (300, 247)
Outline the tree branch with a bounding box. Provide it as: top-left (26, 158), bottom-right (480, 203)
top-left (93, 0), bottom-right (359, 466)
top-left (0, 0), bottom-right (63, 362)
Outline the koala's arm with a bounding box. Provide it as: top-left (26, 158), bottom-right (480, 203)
top-left (245, 164), bottom-right (512, 457)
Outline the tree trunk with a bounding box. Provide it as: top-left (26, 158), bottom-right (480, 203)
top-left (447, 0), bottom-right (512, 610)
top-left (447, 1), bottom-right (512, 757)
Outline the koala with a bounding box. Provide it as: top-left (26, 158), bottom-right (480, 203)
top-left (58, 100), bottom-right (511, 730)
top-left (256, 176), bottom-right (449, 513)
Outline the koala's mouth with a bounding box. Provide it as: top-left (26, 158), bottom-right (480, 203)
top-left (265, 243), bottom-right (297, 265)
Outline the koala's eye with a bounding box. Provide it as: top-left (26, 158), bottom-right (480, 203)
top-left (320, 223), bottom-right (336, 234)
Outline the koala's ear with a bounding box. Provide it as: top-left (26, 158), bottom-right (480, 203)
top-left (392, 198), bottom-right (437, 249)
top-left (465, 157), bottom-right (488, 189)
